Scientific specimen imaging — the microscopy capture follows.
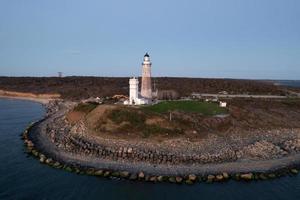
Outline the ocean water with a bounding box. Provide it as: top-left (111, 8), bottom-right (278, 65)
top-left (1, 98), bottom-right (300, 200)
top-left (274, 80), bottom-right (300, 88)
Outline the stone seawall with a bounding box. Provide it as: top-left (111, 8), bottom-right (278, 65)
top-left (22, 101), bottom-right (300, 184)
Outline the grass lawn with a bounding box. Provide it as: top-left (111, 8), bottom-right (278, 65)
top-left (144, 101), bottom-right (227, 116)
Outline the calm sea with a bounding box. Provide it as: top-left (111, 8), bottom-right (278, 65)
top-left (274, 80), bottom-right (300, 88)
top-left (1, 98), bottom-right (300, 200)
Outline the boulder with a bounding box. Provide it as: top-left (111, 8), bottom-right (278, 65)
top-left (169, 177), bottom-right (176, 183)
top-left (95, 170), bottom-right (104, 176)
top-left (138, 172), bottom-right (145, 179)
top-left (268, 173), bottom-right (276, 179)
top-left (222, 172), bottom-right (229, 179)
top-left (259, 174), bottom-right (268, 180)
top-left (149, 176), bottom-right (157, 182)
top-left (127, 148), bottom-right (133, 154)
top-left (241, 173), bottom-right (253, 181)
top-left (129, 173), bottom-right (138, 180)
top-left (291, 169), bottom-right (299, 175)
top-left (111, 171), bottom-right (120, 177)
top-left (53, 162), bottom-right (61, 168)
top-left (103, 171), bottom-right (111, 177)
top-left (120, 171), bottom-right (130, 178)
top-left (185, 179), bottom-right (194, 185)
top-left (216, 175), bottom-right (224, 181)
top-left (45, 158), bottom-right (53, 164)
top-left (207, 175), bottom-right (215, 183)
top-left (188, 174), bottom-right (197, 182)
top-left (176, 176), bottom-right (183, 183)
top-left (157, 176), bottom-right (164, 182)
top-left (65, 166), bottom-right (73, 172)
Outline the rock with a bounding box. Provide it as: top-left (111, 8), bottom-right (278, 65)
top-left (127, 147), bottom-right (133, 154)
top-left (32, 150), bottom-right (39, 157)
top-left (111, 171), bottom-right (120, 177)
top-left (157, 176), bottom-right (164, 182)
top-left (39, 157), bottom-right (45, 163)
top-left (86, 168), bottom-right (95, 175)
top-left (207, 175), bottom-right (215, 183)
top-left (291, 169), bottom-right (299, 175)
top-left (65, 166), bottom-right (73, 172)
top-left (39, 154), bottom-right (46, 163)
top-left (120, 171), bottom-right (130, 178)
top-left (169, 177), bottom-right (176, 183)
top-left (138, 172), bottom-right (145, 179)
top-left (259, 174), bottom-right (268, 180)
top-left (241, 173), bottom-right (253, 181)
top-left (149, 176), bottom-right (157, 182)
top-left (222, 172), bottom-right (229, 179)
top-left (74, 168), bottom-right (80, 174)
top-left (95, 170), bottom-right (104, 176)
top-left (45, 158), bottom-right (53, 164)
top-left (233, 173), bottom-right (241, 181)
top-left (185, 179), bottom-right (194, 185)
top-left (268, 173), bottom-right (276, 179)
top-left (216, 174), bottom-right (224, 181)
top-left (176, 176), bottom-right (183, 183)
top-left (53, 162), bottom-right (61, 168)
top-left (145, 175), bottom-right (150, 181)
top-left (129, 173), bottom-right (138, 180)
top-left (103, 171), bottom-right (111, 177)
top-left (188, 174), bottom-right (197, 182)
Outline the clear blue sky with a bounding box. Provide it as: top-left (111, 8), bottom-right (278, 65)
top-left (0, 0), bottom-right (299, 79)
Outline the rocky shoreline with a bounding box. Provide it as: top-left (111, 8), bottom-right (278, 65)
top-left (22, 100), bottom-right (300, 184)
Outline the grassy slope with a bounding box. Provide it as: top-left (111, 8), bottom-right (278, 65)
top-left (144, 101), bottom-right (227, 116)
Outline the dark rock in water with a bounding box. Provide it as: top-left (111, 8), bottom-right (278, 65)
top-left (145, 175), bottom-right (150, 181)
top-left (268, 173), bottom-right (276, 179)
top-left (32, 150), bottom-right (39, 157)
top-left (45, 158), bottom-right (53, 164)
top-left (53, 162), bottom-right (61, 168)
top-left (185, 179), bottom-right (194, 185)
top-left (157, 176), bottom-right (164, 182)
top-left (169, 177), bottom-right (176, 183)
top-left (149, 176), bottom-right (157, 182)
top-left (129, 173), bottom-right (138, 180)
top-left (291, 169), bottom-right (299, 175)
top-left (176, 176), bottom-right (183, 183)
top-left (94, 170), bottom-right (104, 176)
top-left (86, 168), bottom-right (95, 175)
top-left (65, 166), bottom-right (73, 172)
top-left (233, 173), bottom-right (241, 181)
top-left (103, 171), bottom-right (111, 177)
top-left (120, 171), bottom-right (130, 178)
top-left (259, 174), bottom-right (268, 180)
top-left (111, 171), bottom-right (120, 177)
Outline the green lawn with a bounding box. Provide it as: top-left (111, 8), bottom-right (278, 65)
top-left (144, 101), bottom-right (227, 116)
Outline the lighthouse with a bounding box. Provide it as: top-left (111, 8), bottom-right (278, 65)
top-left (141, 53), bottom-right (152, 99)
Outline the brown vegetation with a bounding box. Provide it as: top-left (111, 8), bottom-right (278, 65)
top-left (0, 76), bottom-right (286, 100)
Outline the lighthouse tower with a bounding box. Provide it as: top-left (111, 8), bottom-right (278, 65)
top-left (141, 53), bottom-right (152, 99)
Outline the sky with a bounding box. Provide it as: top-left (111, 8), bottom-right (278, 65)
top-left (0, 0), bottom-right (299, 79)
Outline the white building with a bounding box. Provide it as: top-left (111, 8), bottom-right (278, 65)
top-left (219, 101), bottom-right (227, 107)
top-left (124, 77), bottom-right (149, 105)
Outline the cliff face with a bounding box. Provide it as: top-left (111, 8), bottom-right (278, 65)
top-left (0, 76), bottom-right (285, 100)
